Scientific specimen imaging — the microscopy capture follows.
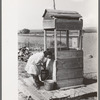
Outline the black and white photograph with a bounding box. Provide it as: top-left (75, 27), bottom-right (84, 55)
top-left (2, 0), bottom-right (98, 100)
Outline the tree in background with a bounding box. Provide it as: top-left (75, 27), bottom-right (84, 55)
top-left (18, 28), bottom-right (30, 34)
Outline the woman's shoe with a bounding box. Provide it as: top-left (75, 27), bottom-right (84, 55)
top-left (33, 83), bottom-right (40, 90)
top-left (39, 81), bottom-right (44, 86)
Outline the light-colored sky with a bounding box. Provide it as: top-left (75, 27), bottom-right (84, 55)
top-left (17, 0), bottom-right (98, 30)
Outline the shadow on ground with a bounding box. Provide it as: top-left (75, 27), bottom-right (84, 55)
top-left (83, 77), bottom-right (97, 85)
top-left (69, 92), bottom-right (97, 100)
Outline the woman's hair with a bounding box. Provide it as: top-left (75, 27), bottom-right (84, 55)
top-left (43, 50), bottom-right (52, 57)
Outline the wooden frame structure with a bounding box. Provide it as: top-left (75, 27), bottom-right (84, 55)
top-left (43, 9), bottom-right (83, 88)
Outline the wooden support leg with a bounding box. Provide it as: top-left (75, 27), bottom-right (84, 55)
top-left (66, 30), bottom-right (69, 49)
top-left (60, 31), bottom-right (61, 51)
top-left (44, 30), bottom-right (47, 51)
top-left (53, 29), bottom-right (57, 82)
top-left (79, 30), bottom-right (82, 50)
top-left (53, 60), bottom-right (57, 82)
top-left (54, 29), bottom-right (57, 61)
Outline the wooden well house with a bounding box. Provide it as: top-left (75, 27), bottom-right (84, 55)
top-left (42, 9), bottom-right (83, 88)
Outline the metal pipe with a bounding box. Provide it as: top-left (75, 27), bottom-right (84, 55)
top-left (53, 0), bottom-right (56, 10)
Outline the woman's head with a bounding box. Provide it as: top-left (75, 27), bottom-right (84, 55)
top-left (43, 50), bottom-right (52, 59)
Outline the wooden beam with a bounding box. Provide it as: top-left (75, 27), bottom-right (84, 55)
top-left (80, 30), bottom-right (83, 50)
top-left (78, 30), bottom-right (82, 50)
top-left (57, 50), bottom-right (83, 59)
top-left (44, 30), bottom-right (47, 51)
top-left (66, 30), bottom-right (69, 49)
top-left (60, 31), bottom-right (61, 51)
top-left (54, 29), bottom-right (57, 61)
top-left (53, 60), bottom-right (57, 82)
top-left (53, 28), bottom-right (57, 82)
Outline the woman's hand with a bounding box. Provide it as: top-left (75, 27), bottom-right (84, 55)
top-left (36, 60), bottom-right (46, 69)
top-left (41, 62), bottom-right (46, 69)
top-left (36, 62), bottom-right (41, 66)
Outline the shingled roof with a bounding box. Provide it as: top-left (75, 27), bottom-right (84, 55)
top-left (43, 9), bottom-right (82, 19)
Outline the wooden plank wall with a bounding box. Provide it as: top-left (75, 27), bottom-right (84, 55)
top-left (56, 50), bottom-right (83, 88)
top-left (43, 19), bottom-right (55, 29)
top-left (43, 18), bottom-right (82, 30)
top-left (57, 50), bottom-right (83, 59)
top-left (57, 68), bottom-right (83, 80)
top-left (57, 58), bottom-right (83, 69)
top-left (56, 19), bottom-right (83, 30)
top-left (57, 78), bottom-right (83, 88)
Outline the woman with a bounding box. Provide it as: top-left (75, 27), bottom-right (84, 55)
top-left (25, 50), bottom-right (52, 89)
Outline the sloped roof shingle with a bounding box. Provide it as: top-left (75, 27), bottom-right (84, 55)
top-left (43, 9), bottom-right (82, 19)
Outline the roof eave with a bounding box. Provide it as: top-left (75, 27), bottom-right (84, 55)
top-left (42, 9), bottom-right (47, 17)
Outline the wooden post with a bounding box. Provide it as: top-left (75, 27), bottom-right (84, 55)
top-left (60, 31), bottom-right (61, 51)
top-left (53, 60), bottom-right (57, 82)
top-left (53, 29), bottom-right (57, 82)
top-left (66, 30), bottom-right (69, 49)
top-left (44, 30), bottom-right (47, 51)
top-left (80, 30), bottom-right (83, 50)
top-left (79, 30), bottom-right (82, 50)
top-left (54, 29), bottom-right (57, 61)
